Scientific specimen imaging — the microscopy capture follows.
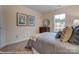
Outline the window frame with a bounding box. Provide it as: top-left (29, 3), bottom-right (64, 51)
top-left (73, 19), bottom-right (79, 27)
top-left (54, 14), bottom-right (66, 32)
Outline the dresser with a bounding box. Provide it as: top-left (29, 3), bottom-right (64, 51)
top-left (39, 27), bottom-right (50, 33)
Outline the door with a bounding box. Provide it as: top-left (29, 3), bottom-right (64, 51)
top-left (0, 6), bottom-right (3, 48)
top-left (0, 17), bottom-right (1, 47)
top-left (0, 6), bottom-right (6, 48)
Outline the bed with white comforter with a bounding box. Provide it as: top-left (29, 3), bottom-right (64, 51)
top-left (27, 32), bottom-right (79, 54)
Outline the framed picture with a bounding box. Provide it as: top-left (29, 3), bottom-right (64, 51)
top-left (27, 15), bottom-right (35, 26)
top-left (17, 13), bottom-right (27, 26)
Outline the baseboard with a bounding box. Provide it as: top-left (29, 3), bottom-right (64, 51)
top-left (7, 38), bottom-right (30, 46)
top-left (0, 38), bottom-right (30, 49)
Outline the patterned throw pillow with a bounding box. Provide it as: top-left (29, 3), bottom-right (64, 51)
top-left (60, 26), bottom-right (73, 42)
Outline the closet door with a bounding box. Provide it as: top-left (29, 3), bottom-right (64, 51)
top-left (0, 16), bottom-right (1, 48)
top-left (0, 6), bottom-right (6, 48)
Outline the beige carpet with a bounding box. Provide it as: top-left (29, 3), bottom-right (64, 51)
top-left (0, 40), bottom-right (33, 54)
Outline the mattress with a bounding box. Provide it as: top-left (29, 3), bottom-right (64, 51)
top-left (29, 32), bottom-right (79, 54)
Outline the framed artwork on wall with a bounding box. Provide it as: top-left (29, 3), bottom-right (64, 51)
top-left (17, 13), bottom-right (27, 26)
top-left (27, 15), bottom-right (35, 26)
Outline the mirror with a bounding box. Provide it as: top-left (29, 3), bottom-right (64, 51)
top-left (43, 19), bottom-right (50, 27)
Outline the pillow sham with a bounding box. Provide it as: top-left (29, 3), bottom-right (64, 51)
top-left (69, 26), bottom-right (79, 45)
top-left (55, 31), bottom-right (62, 38)
top-left (60, 26), bottom-right (73, 42)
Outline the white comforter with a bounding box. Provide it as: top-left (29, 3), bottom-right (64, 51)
top-left (31, 32), bottom-right (79, 53)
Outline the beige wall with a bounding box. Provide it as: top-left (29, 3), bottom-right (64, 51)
top-left (3, 6), bottom-right (43, 45)
top-left (42, 6), bottom-right (79, 32)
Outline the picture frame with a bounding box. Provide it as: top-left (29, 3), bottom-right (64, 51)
top-left (17, 13), bottom-right (27, 26)
top-left (27, 15), bottom-right (35, 26)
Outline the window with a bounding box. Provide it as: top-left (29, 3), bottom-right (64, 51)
top-left (54, 14), bottom-right (66, 32)
top-left (73, 19), bottom-right (79, 27)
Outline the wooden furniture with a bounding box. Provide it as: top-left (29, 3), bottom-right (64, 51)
top-left (25, 47), bottom-right (32, 51)
top-left (39, 27), bottom-right (50, 33)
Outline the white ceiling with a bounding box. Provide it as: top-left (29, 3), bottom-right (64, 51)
top-left (25, 5), bottom-right (67, 14)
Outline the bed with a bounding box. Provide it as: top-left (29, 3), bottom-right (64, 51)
top-left (27, 32), bottom-right (79, 54)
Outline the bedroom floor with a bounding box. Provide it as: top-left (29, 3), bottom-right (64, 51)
top-left (0, 40), bottom-right (33, 54)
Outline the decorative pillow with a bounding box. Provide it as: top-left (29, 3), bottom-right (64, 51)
top-left (55, 31), bottom-right (62, 38)
top-left (60, 26), bottom-right (73, 42)
top-left (69, 26), bottom-right (79, 45)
